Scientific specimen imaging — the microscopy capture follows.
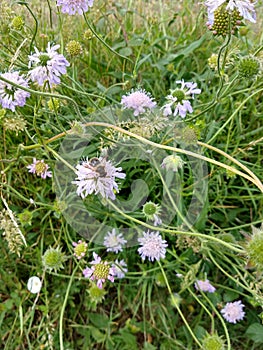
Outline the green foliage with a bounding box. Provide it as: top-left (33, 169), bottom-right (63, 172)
top-left (0, 0), bottom-right (263, 349)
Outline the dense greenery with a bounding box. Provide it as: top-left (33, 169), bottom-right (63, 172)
top-left (0, 1), bottom-right (263, 349)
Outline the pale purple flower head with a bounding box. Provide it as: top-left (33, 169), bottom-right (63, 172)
top-left (0, 71), bottom-right (30, 111)
top-left (27, 158), bottom-right (52, 179)
top-left (28, 43), bottom-right (70, 87)
top-left (121, 89), bottom-right (156, 116)
top-left (204, 0), bottom-right (256, 24)
top-left (112, 259), bottom-right (128, 279)
top-left (194, 279), bottom-right (216, 293)
top-left (73, 240), bottom-right (88, 259)
top-left (83, 252), bottom-right (116, 289)
top-left (138, 230), bottom-right (168, 262)
top-left (56, 0), bottom-right (94, 15)
top-left (103, 228), bottom-right (127, 253)
top-left (72, 156), bottom-right (126, 200)
top-left (162, 79), bottom-right (201, 118)
top-left (221, 300), bottom-right (245, 324)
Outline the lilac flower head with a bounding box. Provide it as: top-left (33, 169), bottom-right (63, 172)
top-left (221, 300), bottom-right (245, 323)
top-left (103, 228), bottom-right (127, 253)
top-left (27, 158), bottom-right (52, 179)
top-left (121, 89), bottom-right (156, 116)
top-left (72, 156), bottom-right (126, 200)
top-left (56, 0), bottom-right (94, 15)
top-left (73, 240), bottom-right (88, 259)
top-left (204, 0), bottom-right (256, 24)
top-left (0, 71), bottom-right (30, 111)
top-left (138, 230), bottom-right (168, 262)
top-left (28, 43), bottom-right (70, 87)
top-left (112, 259), bottom-right (128, 278)
top-left (162, 80), bottom-right (201, 118)
top-left (83, 252), bottom-right (116, 289)
top-left (194, 279), bottom-right (216, 293)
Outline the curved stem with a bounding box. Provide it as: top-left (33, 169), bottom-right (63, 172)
top-left (108, 200), bottom-right (245, 253)
top-left (19, 2), bottom-right (38, 52)
top-left (59, 265), bottom-right (78, 350)
top-left (158, 261), bottom-right (203, 348)
top-left (82, 12), bottom-right (133, 63)
top-left (206, 87), bottom-right (263, 144)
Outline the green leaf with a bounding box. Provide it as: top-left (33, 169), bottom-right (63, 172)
top-left (119, 47), bottom-right (133, 57)
top-left (88, 312), bottom-right (109, 329)
top-left (245, 323), bottom-right (263, 343)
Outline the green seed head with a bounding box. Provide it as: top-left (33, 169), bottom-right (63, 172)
top-left (18, 209), bottom-right (33, 226)
top-left (143, 202), bottom-right (158, 216)
top-left (66, 40), bottom-right (83, 57)
top-left (171, 89), bottom-right (185, 102)
top-left (209, 7), bottom-right (243, 36)
top-left (246, 224), bottom-right (263, 269)
top-left (238, 56), bottom-right (261, 79)
top-left (202, 333), bottom-right (225, 350)
top-left (11, 16), bottom-right (24, 30)
top-left (42, 246), bottom-right (66, 272)
top-left (39, 54), bottom-right (50, 66)
top-left (88, 284), bottom-right (106, 302)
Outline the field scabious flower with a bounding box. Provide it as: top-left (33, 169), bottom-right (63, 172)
top-left (205, 0), bottom-right (256, 24)
top-left (73, 240), bottom-right (88, 259)
top-left (112, 259), bottom-right (128, 278)
top-left (121, 89), bottom-right (156, 116)
top-left (28, 43), bottom-right (69, 87)
top-left (56, 0), bottom-right (94, 15)
top-left (27, 158), bottom-right (52, 179)
top-left (103, 228), bottom-right (127, 253)
top-left (72, 157), bottom-right (126, 200)
top-left (83, 252), bottom-right (116, 289)
top-left (138, 230), bottom-right (168, 262)
top-left (162, 80), bottom-right (201, 118)
top-left (221, 300), bottom-right (245, 323)
top-left (0, 71), bottom-right (30, 111)
top-left (194, 279), bottom-right (216, 293)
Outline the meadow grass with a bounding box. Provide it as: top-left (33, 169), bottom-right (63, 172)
top-left (0, 0), bottom-right (263, 349)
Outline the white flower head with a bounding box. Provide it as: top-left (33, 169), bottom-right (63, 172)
top-left (221, 300), bottom-right (245, 323)
top-left (121, 89), bottom-right (156, 116)
top-left (138, 230), bottom-right (168, 262)
top-left (27, 276), bottom-right (42, 294)
top-left (162, 80), bottom-right (201, 118)
top-left (103, 228), bottom-right (127, 253)
top-left (72, 156), bottom-right (126, 200)
top-left (28, 42), bottom-right (70, 87)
